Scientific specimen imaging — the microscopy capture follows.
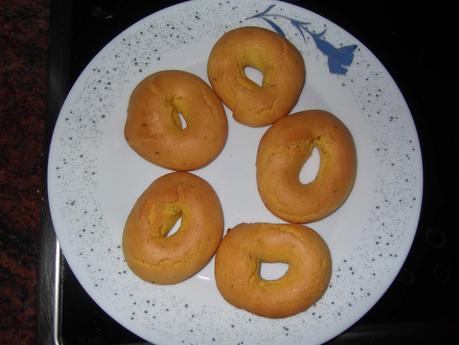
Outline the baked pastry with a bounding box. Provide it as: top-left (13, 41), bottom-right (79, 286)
top-left (124, 70), bottom-right (228, 170)
top-left (256, 110), bottom-right (357, 223)
top-left (207, 27), bottom-right (305, 127)
top-left (215, 222), bottom-right (332, 318)
top-left (123, 172), bottom-right (224, 284)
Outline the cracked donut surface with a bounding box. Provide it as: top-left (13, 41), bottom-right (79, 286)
top-left (123, 172), bottom-right (224, 284)
top-left (207, 26), bottom-right (305, 127)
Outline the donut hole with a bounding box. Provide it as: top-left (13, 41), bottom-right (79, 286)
top-left (172, 111), bottom-right (188, 130)
top-left (164, 215), bottom-right (182, 238)
top-left (299, 146), bottom-right (321, 184)
top-left (158, 206), bottom-right (183, 238)
top-left (259, 262), bottom-right (289, 281)
top-left (243, 66), bottom-right (264, 87)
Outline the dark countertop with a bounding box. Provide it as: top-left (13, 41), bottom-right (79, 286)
top-left (0, 0), bottom-right (48, 344)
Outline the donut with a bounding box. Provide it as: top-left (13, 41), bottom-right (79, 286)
top-left (215, 223), bottom-right (331, 318)
top-left (207, 26), bottom-right (305, 127)
top-left (122, 172), bottom-right (224, 284)
top-left (256, 110), bottom-right (357, 223)
top-left (124, 70), bottom-right (228, 171)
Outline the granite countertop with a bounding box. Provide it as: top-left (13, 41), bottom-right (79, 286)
top-left (0, 0), bottom-right (48, 344)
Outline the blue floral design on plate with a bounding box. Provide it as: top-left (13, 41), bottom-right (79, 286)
top-left (247, 4), bottom-right (358, 75)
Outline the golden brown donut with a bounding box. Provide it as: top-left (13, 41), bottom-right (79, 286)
top-left (256, 110), bottom-right (357, 223)
top-left (124, 70), bottom-right (228, 171)
top-left (215, 223), bottom-right (331, 318)
top-left (207, 26), bottom-right (305, 127)
top-left (122, 172), bottom-right (224, 284)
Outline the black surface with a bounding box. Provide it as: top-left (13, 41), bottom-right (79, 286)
top-left (45, 1), bottom-right (459, 344)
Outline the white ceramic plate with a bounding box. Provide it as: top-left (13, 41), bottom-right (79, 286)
top-left (48, 1), bottom-right (423, 344)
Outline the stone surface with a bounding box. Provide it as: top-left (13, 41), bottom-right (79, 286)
top-left (0, 1), bottom-right (48, 344)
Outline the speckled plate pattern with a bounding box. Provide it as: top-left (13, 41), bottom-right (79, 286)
top-left (47, 1), bottom-right (423, 344)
